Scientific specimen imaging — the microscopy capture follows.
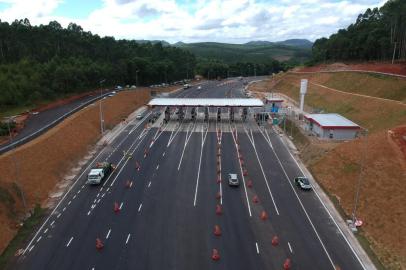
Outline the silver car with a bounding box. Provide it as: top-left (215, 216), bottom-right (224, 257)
top-left (228, 173), bottom-right (239, 186)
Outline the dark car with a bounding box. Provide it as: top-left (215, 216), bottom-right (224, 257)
top-left (294, 177), bottom-right (312, 190)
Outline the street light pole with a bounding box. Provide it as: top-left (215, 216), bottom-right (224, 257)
top-left (7, 118), bottom-right (27, 211)
top-left (99, 79), bottom-right (106, 135)
top-left (351, 128), bottom-right (369, 224)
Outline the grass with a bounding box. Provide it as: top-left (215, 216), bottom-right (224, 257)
top-left (0, 205), bottom-right (45, 270)
top-left (0, 105), bottom-right (36, 118)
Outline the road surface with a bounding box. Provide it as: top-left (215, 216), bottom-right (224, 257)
top-left (12, 79), bottom-right (367, 270)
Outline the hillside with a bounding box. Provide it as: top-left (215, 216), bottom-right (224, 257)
top-left (174, 41), bottom-right (312, 63)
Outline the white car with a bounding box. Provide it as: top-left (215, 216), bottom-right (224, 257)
top-left (197, 86), bottom-right (202, 90)
top-left (228, 173), bottom-right (239, 186)
top-left (136, 113), bottom-right (144, 119)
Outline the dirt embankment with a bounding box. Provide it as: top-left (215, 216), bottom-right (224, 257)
top-left (0, 88), bottom-right (162, 254)
top-left (249, 73), bottom-right (406, 269)
top-left (297, 62), bottom-right (406, 77)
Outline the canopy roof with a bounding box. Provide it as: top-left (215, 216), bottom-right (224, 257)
top-left (148, 98), bottom-right (264, 107)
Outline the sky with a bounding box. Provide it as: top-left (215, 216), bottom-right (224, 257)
top-left (0, 0), bottom-right (386, 44)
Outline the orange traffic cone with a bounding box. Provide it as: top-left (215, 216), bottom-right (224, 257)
top-left (271, 236), bottom-right (279, 246)
top-left (216, 204), bottom-right (223, 215)
top-left (214, 225), bottom-right (221, 236)
top-left (243, 169), bottom-right (248, 176)
top-left (135, 161), bottom-right (140, 171)
top-left (252, 195), bottom-right (259, 204)
top-left (247, 180), bottom-right (253, 188)
top-left (217, 177), bottom-right (221, 183)
top-left (215, 192), bottom-right (222, 200)
top-left (114, 202), bottom-right (120, 213)
top-left (96, 238), bottom-right (104, 250)
top-left (283, 258), bottom-right (291, 269)
top-left (212, 249), bottom-right (220, 261)
top-left (260, 210), bottom-right (268, 220)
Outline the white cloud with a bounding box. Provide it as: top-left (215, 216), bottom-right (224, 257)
top-left (0, 0), bottom-right (385, 43)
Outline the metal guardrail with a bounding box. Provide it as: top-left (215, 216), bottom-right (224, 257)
top-left (0, 92), bottom-right (112, 155)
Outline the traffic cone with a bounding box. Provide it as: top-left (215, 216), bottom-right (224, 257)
top-left (125, 180), bottom-right (132, 188)
top-left (217, 177), bottom-right (221, 183)
top-left (252, 195), bottom-right (259, 203)
top-left (240, 160), bottom-right (245, 166)
top-left (114, 202), bottom-right (120, 213)
top-left (144, 149), bottom-right (148, 158)
top-left (212, 249), bottom-right (220, 261)
top-left (135, 161), bottom-right (140, 171)
top-left (271, 236), bottom-right (279, 246)
top-left (96, 238), bottom-right (104, 250)
top-left (216, 204), bottom-right (222, 215)
top-left (260, 210), bottom-right (268, 220)
top-left (214, 225), bottom-right (221, 236)
top-left (215, 192), bottom-right (222, 200)
top-left (283, 258), bottom-right (291, 269)
top-left (243, 169), bottom-right (248, 176)
top-left (247, 180), bottom-right (253, 188)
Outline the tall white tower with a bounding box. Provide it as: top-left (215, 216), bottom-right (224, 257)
top-left (299, 79), bottom-right (308, 112)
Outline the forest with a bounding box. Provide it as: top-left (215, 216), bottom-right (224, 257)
top-left (311, 0), bottom-right (406, 63)
top-left (0, 19), bottom-right (196, 109)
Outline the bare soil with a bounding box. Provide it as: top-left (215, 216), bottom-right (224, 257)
top-left (249, 73), bottom-right (406, 269)
top-left (0, 88), bottom-right (161, 254)
top-left (298, 62), bottom-right (406, 76)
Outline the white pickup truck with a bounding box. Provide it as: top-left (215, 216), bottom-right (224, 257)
top-left (87, 162), bottom-right (114, 185)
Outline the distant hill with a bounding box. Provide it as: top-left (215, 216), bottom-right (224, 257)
top-left (276, 39), bottom-right (313, 49)
top-left (135, 40), bottom-right (171, 46)
top-left (173, 40), bottom-right (312, 64)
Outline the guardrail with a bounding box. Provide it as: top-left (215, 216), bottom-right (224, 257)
top-left (0, 91), bottom-right (112, 155)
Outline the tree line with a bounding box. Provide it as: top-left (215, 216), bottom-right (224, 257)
top-left (0, 19), bottom-right (196, 109)
top-left (311, 0), bottom-right (406, 63)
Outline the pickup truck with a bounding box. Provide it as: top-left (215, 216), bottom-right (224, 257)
top-left (87, 162), bottom-right (114, 185)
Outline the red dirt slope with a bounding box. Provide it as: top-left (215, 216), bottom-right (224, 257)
top-left (299, 62), bottom-right (406, 76)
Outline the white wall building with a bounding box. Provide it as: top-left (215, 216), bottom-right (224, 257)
top-left (304, 113), bottom-right (360, 140)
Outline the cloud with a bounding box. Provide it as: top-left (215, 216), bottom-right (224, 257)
top-left (0, 0), bottom-right (385, 43)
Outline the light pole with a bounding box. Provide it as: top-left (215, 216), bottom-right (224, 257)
top-left (99, 79), bottom-right (106, 135)
top-left (351, 128), bottom-right (369, 225)
top-left (135, 70), bottom-right (139, 87)
top-left (6, 117), bottom-right (27, 211)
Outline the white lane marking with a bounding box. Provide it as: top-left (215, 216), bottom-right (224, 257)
top-left (96, 193), bottom-right (100, 198)
top-left (129, 181), bottom-right (133, 188)
top-left (62, 207), bottom-right (66, 212)
top-left (255, 242), bottom-right (260, 254)
top-left (119, 202), bottom-right (124, 210)
top-left (138, 203), bottom-right (143, 212)
top-left (162, 152), bottom-right (165, 157)
top-left (273, 130), bottom-right (367, 269)
top-left (193, 125), bottom-right (204, 206)
top-left (73, 195), bottom-right (76, 199)
top-left (66, 237), bottom-right (74, 247)
top-left (125, 234), bottom-right (131, 244)
top-left (22, 111), bottom-right (152, 255)
top-left (68, 201), bottom-right (71, 205)
top-left (57, 213), bottom-right (61, 219)
top-left (106, 187), bottom-right (110, 192)
top-left (101, 193), bottom-right (105, 198)
top-left (177, 122), bottom-right (196, 170)
top-left (106, 229), bottom-right (111, 239)
top-left (43, 228), bottom-right (48, 234)
top-left (263, 131), bottom-right (336, 269)
top-left (156, 164), bottom-right (159, 170)
top-left (28, 245), bottom-right (35, 252)
top-left (50, 221), bottom-right (55, 226)
top-left (36, 236), bottom-right (42, 243)
top-left (77, 190), bottom-right (81, 194)
top-left (230, 127), bottom-right (252, 217)
top-left (248, 129), bottom-right (280, 215)
top-left (148, 181), bottom-right (151, 188)
top-left (87, 210), bottom-right (91, 216)
top-left (288, 242), bottom-right (293, 253)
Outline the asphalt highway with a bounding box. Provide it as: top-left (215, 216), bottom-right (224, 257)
top-left (12, 78), bottom-right (367, 270)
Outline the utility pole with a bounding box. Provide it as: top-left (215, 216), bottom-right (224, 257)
top-left (99, 79), bottom-right (106, 135)
top-left (351, 129), bottom-right (369, 225)
top-left (7, 118), bottom-right (27, 211)
top-left (135, 70), bottom-right (139, 87)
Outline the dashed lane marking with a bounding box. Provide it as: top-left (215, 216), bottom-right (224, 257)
top-left (288, 242), bottom-right (293, 253)
top-left (138, 203), bottom-right (143, 212)
top-left (119, 202), bottom-right (124, 210)
top-left (43, 228), bottom-right (48, 234)
top-left (66, 237), bottom-right (74, 247)
top-left (125, 234), bottom-right (131, 245)
top-left (255, 242), bottom-right (260, 254)
top-left (106, 229), bottom-right (111, 239)
top-left (148, 181), bottom-right (151, 188)
top-left (36, 236), bottom-right (42, 243)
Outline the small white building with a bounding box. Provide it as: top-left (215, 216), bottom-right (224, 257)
top-left (264, 97), bottom-right (284, 113)
top-left (304, 113), bottom-right (360, 140)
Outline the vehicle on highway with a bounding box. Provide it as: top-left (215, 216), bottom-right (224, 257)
top-left (197, 86), bottom-right (202, 90)
top-left (115, 85), bottom-right (123, 90)
top-left (130, 85), bottom-right (136, 89)
top-left (294, 176), bottom-right (312, 190)
top-left (87, 162), bottom-right (114, 185)
top-left (228, 173), bottom-right (239, 186)
top-left (136, 112), bottom-right (145, 119)
top-left (183, 84), bottom-right (190, 89)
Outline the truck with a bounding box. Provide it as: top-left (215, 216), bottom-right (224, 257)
top-left (87, 162), bottom-right (114, 185)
